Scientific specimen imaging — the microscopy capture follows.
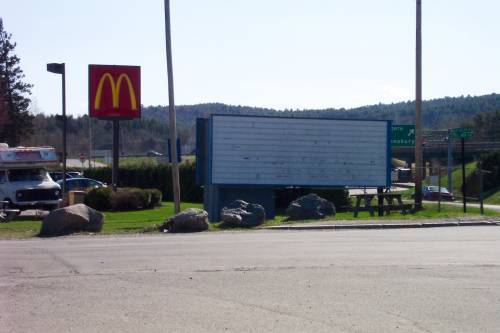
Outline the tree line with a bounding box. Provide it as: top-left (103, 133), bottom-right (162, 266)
top-left (2, 16), bottom-right (500, 155)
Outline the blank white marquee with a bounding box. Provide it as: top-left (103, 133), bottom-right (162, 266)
top-left (210, 115), bottom-right (390, 187)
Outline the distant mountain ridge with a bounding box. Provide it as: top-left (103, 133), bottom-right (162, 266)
top-left (143, 93), bottom-right (500, 130)
top-left (21, 93), bottom-right (500, 156)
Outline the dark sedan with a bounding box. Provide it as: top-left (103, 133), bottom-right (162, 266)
top-left (413, 186), bottom-right (454, 201)
top-left (49, 171), bottom-right (74, 182)
top-left (57, 178), bottom-right (106, 192)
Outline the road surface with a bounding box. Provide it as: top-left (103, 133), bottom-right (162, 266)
top-left (1, 228), bottom-right (499, 332)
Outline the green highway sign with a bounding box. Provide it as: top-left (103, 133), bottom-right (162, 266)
top-left (391, 124), bottom-right (415, 147)
top-left (450, 127), bottom-right (473, 140)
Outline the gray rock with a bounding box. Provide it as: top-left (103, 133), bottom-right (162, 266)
top-left (163, 208), bottom-right (209, 233)
top-left (286, 193), bottom-right (335, 221)
top-left (221, 200), bottom-right (265, 227)
top-left (39, 204), bottom-right (104, 237)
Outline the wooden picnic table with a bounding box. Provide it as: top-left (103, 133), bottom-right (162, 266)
top-left (352, 192), bottom-right (412, 217)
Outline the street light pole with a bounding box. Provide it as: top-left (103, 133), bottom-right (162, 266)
top-left (47, 63), bottom-right (67, 197)
top-left (414, 0), bottom-right (423, 210)
top-left (164, 0), bottom-right (181, 213)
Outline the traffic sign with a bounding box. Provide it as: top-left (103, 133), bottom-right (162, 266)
top-left (79, 153), bottom-right (86, 162)
top-left (391, 125), bottom-right (415, 147)
top-left (450, 127), bottom-right (473, 140)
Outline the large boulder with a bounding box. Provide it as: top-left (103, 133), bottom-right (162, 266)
top-left (221, 200), bottom-right (265, 227)
top-left (286, 193), bottom-right (335, 221)
top-left (39, 204), bottom-right (104, 237)
top-left (162, 208), bottom-right (209, 233)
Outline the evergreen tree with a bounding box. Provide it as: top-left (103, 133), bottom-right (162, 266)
top-left (0, 18), bottom-right (33, 146)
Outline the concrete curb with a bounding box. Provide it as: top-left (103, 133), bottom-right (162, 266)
top-left (261, 221), bottom-right (500, 231)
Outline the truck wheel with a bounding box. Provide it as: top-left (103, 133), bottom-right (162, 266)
top-left (2, 198), bottom-right (13, 209)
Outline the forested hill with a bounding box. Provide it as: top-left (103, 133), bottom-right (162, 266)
top-left (21, 93), bottom-right (500, 156)
top-left (143, 93), bottom-right (500, 130)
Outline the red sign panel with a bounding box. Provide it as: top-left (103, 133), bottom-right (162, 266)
top-left (89, 65), bottom-right (141, 119)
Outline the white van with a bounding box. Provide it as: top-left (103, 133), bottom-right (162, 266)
top-left (0, 143), bottom-right (61, 211)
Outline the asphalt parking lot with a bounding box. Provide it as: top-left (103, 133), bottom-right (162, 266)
top-left (1, 227), bottom-right (499, 332)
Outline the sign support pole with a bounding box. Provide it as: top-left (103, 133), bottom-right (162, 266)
top-left (112, 120), bottom-right (119, 192)
top-left (461, 138), bottom-right (466, 213)
top-left (89, 117), bottom-right (92, 170)
top-left (438, 166), bottom-right (442, 213)
top-left (479, 161), bottom-right (484, 215)
top-left (447, 129), bottom-right (452, 192)
top-left (414, 0), bottom-right (423, 210)
top-left (164, 0), bottom-right (181, 213)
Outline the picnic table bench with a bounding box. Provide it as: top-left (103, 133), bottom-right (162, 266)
top-left (0, 200), bottom-right (20, 223)
top-left (352, 192), bottom-right (412, 217)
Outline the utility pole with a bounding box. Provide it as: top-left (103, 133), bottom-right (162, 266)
top-left (447, 129), bottom-right (452, 191)
top-left (461, 138), bottom-right (466, 213)
top-left (414, 0), bottom-right (423, 210)
top-left (164, 0), bottom-right (181, 213)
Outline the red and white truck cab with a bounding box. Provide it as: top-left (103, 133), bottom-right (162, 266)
top-left (0, 143), bottom-right (61, 210)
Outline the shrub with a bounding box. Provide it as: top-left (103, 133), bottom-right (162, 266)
top-left (84, 187), bottom-right (113, 211)
top-left (112, 190), bottom-right (142, 211)
top-left (122, 187), bottom-right (151, 209)
top-left (84, 187), bottom-right (163, 211)
top-left (144, 188), bottom-right (162, 208)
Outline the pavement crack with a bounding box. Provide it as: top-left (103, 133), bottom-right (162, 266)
top-left (38, 248), bottom-right (80, 275)
top-left (383, 310), bottom-right (432, 333)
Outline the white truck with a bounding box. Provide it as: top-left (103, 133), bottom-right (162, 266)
top-left (0, 143), bottom-right (61, 211)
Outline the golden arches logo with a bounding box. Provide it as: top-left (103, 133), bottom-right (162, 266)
top-left (94, 73), bottom-right (138, 110)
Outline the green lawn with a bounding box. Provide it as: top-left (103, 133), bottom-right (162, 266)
top-left (260, 202), bottom-right (499, 227)
top-left (0, 202), bottom-right (201, 239)
top-left (433, 161), bottom-right (477, 194)
top-left (398, 162), bottom-right (478, 200)
top-left (485, 189), bottom-right (500, 205)
top-left (1, 201), bottom-right (497, 239)
top-left (101, 202), bottom-right (202, 234)
top-left (433, 162), bottom-right (500, 205)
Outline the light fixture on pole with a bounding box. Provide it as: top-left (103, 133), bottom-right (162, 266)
top-left (47, 62), bottom-right (67, 197)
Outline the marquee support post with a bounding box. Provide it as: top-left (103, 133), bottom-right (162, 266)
top-left (112, 120), bottom-right (119, 192)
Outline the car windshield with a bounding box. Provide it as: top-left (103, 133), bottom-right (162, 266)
top-left (427, 186), bottom-right (450, 193)
top-left (8, 168), bottom-right (48, 182)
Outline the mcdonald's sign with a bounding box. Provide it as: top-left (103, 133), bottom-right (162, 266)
top-left (89, 64), bottom-right (141, 119)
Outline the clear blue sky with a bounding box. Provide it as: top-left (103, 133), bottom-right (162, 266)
top-left (3, 0), bottom-right (500, 116)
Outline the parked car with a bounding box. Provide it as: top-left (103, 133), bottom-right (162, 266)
top-left (146, 150), bottom-right (163, 157)
top-left (57, 178), bottom-right (106, 192)
top-left (49, 171), bottom-right (74, 182)
top-left (412, 186), bottom-right (454, 201)
top-left (67, 171), bottom-right (83, 178)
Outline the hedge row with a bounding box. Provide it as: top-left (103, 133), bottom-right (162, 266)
top-left (84, 187), bottom-right (162, 211)
top-left (83, 162), bottom-right (351, 209)
top-left (84, 162), bottom-right (203, 203)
